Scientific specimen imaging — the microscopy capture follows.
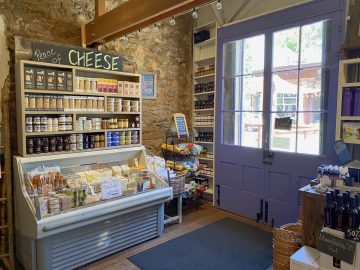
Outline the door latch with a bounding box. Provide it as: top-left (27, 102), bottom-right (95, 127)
top-left (263, 150), bottom-right (274, 165)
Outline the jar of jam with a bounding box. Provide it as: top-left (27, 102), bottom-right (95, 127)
top-left (49, 137), bottom-right (56, 152)
top-left (34, 138), bottom-right (42, 154)
top-left (42, 138), bottom-right (49, 153)
top-left (56, 137), bottom-right (64, 151)
top-left (43, 95), bottom-right (50, 110)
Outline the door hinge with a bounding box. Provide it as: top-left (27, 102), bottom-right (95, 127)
top-left (216, 184), bottom-right (220, 206)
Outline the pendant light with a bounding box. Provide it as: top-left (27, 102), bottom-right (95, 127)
top-left (192, 9), bottom-right (198, 19)
top-left (170, 16), bottom-right (176, 26)
top-left (216, 0), bottom-right (223, 10)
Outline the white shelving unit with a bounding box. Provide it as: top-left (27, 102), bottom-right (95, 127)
top-left (335, 58), bottom-right (360, 143)
top-left (192, 21), bottom-right (217, 202)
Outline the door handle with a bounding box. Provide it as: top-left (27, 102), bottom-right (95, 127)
top-left (263, 150), bottom-right (274, 165)
top-left (265, 201), bottom-right (268, 223)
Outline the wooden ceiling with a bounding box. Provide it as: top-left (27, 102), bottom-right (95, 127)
top-left (84, 0), bottom-right (215, 47)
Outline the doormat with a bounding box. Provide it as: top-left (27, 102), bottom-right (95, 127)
top-left (128, 218), bottom-right (273, 270)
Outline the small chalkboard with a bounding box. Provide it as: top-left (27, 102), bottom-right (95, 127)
top-left (318, 231), bottom-right (356, 264)
top-left (170, 113), bottom-right (189, 138)
top-left (345, 227), bottom-right (360, 242)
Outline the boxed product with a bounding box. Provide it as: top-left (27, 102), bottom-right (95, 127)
top-left (129, 82), bottom-right (135, 95)
top-left (291, 246), bottom-right (320, 270)
top-left (124, 81), bottom-right (130, 95)
top-left (35, 69), bottom-right (46, 89)
top-left (46, 69), bottom-right (56, 90)
top-left (118, 81), bottom-right (124, 94)
top-left (342, 122), bottom-right (360, 143)
top-left (24, 66), bottom-right (35, 89)
top-left (135, 83), bottom-right (140, 96)
top-left (66, 72), bottom-right (73, 91)
top-left (56, 71), bottom-right (66, 90)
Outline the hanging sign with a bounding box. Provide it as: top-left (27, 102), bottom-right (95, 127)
top-left (170, 113), bottom-right (189, 138)
top-left (32, 41), bottom-right (124, 71)
top-left (318, 231), bottom-right (356, 264)
top-left (274, 117), bottom-right (292, 130)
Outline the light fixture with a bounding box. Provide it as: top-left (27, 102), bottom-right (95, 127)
top-left (154, 23), bottom-right (159, 31)
top-left (137, 29), bottom-right (143, 37)
top-left (170, 16), bottom-right (176, 26)
top-left (121, 34), bottom-right (128, 42)
top-left (216, 0), bottom-right (222, 10)
top-left (192, 9), bottom-right (198, 19)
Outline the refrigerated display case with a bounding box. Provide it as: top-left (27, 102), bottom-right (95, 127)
top-left (13, 146), bottom-right (172, 270)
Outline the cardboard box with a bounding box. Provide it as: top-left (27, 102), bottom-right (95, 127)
top-left (46, 70), bottom-right (56, 90)
top-left (290, 246), bottom-right (320, 270)
top-left (35, 69), bottom-right (46, 89)
top-left (24, 67), bottom-right (35, 89)
top-left (56, 71), bottom-right (66, 90)
top-left (66, 72), bottom-right (72, 91)
top-left (118, 81), bottom-right (124, 94)
top-left (124, 81), bottom-right (130, 95)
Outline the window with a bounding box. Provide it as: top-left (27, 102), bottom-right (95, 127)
top-left (221, 20), bottom-right (331, 155)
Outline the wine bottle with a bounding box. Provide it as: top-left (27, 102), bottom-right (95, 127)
top-left (335, 195), bottom-right (345, 231)
top-left (324, 192), bottom-right (333, 228)
top-left (348, 197), bottom-right (359, 228)
top-left (342, 192), bottom-right (350, 229)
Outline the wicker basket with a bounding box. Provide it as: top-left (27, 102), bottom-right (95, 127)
top-left (273, 223), bottom-right (302, 270)
top-left (169, 173), bottom-right (185, 196)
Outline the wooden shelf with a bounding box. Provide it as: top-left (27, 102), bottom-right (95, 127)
top-left (194, 91), bottom-right (215, 96)
top-left (194, 108), bottom-right (214, 112)
top-left (24, 89), bottom-right (141, 99)
top-left (198, 174), bottom-right (214, 178)
top-left (204, 188), bottom-right (214, 195)
top-left (26, 128), bottom-right (140, 136)
top-left (193, 125), bottom-right (214, 128)
top-left (339, 116), bottom-right (360, 120)
top-left (194, 73), bottom-right (215, 80)
top-left (23, 144), bottom-right (142, 157)
top-left (341, 83), bottom-right (360, 87)
top-left (198, 157), bottom-right (213, 161)
top-left (344, 140), bottom-right (360, 144)
top-left (194, 21), bottom-right (217, 31)
top-left (194, 38), bottom-right (216, 47)
top-left (194, 56), bottom-right (215, 64)
top-left (25, 111), bottom-right (140, 115)
top-left (194, 141), bottom-right (214, 144)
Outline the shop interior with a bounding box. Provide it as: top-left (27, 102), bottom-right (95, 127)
top-left (0, 0), bottom-right (360, 269)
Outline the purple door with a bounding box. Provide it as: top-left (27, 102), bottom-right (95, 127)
top-left (215, 0), bottom-right (344, 227)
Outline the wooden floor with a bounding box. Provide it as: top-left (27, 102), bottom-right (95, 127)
top-left (81, 202), bottom-right (273, 270)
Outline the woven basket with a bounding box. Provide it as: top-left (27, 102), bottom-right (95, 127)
top-left (273, 223), bottom-right (302, 270)
top-left (169, 173), bottom-right (185, 196)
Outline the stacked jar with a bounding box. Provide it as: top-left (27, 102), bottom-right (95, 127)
top-left (122, 100), bottom-right (130, 112)
top-left (107, 132), bottom-right (120, 147)
top-left (107, 97), bottom-right (122, 112)
top-left (130, 100), bottom-right (139, 112)
top-left (25, 116), bottom-right (72, 133)
top-left (58, 114), bottom-right (73, 131)
top-left (74, 77), bottom-right (98, 93)
top-left (131, 131), bottom-right (139, 144)
top-left (194, 114), bottom-right (214, 126)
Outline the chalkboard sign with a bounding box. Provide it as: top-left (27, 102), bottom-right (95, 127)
top-left (170, 113), bottom-right (189, 138)
top-left (274, 117), bottom-right (292, 130)
top-left (345, 227), bottom-right (360, 242)
top-left (318, 231), bottom-right (356, 264)
top-left (32, 41), bottom-right (124, 71)
top-left (139, 71), bottom-right (157, 99)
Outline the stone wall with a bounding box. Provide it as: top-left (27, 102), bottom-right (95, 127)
top-left (0, 0), bottom-right (193, 154)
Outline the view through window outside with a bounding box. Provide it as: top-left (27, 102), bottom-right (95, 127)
top-left (222, 20), bottom-right (330, 155)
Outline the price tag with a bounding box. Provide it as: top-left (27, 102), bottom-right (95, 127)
top-left (100, 181), bottom-right (122, 200)
top-left (345, 227), bottom-right (360, 242)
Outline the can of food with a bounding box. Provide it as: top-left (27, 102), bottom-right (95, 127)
top-left (83, 140), bottom-right (89, 149)
top-left (89, 135), bottom-right (95, 143)
top-left (40, 116), bottom-right (47, 125)
top-left (27, 146), bottom-right (34, 155)
top-left (70, 134), bottom-right (76, 143)
top-left (49, 137), bottom-right (56, 152)
top-left (70, 143), bottom-right (77, 151)
top-left (26, 125), bottom-right (33, 133)
top-left (33, 124), bottom-right (41, 133)
top-left (25, 116), bottom-right (33, 125)
top-left (77, 143), bottom-right (83, 150)
top-left (59, 114), bottom-right (66, 124)
top-left (41, 124), bottom-right (48, 132)
top-left (95, 142), bottom-right (100, 148)
top-left (26, 138), bottom-right (34, 147)
top-left (33, 116), bottom-right (41, 125)
top-left (76, 134), bottom-right (83, 143)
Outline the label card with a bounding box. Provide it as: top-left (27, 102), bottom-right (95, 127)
top-left (100, 181), bottom-right (122, 200)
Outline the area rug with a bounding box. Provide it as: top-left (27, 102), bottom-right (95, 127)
top-left (129, 217), bottom-right (273, 270)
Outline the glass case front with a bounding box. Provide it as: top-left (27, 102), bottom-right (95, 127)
top-left (20, 150), bottom-right (168, 219)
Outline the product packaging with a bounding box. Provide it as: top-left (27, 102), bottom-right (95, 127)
top-left (24, 67), bottom-right (35, 89)
top-left (35, 69), bottom-right (46, 90)
top-left (46, 70), bottom-right (56, 90)
top-left (56, 71), bottom-right (66, 90)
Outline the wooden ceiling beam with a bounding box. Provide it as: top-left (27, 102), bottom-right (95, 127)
top-left (85, 0), bottom-right (214, 46)
top-left (95, 0), bottom-right (106, 18)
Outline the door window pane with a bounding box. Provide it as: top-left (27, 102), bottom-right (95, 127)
top-left (241, 112), bottom-right (263, 148)
top-left (223, 40), bottom-right (243, 77)
top-left (242, 75), bottom-right (264, 111)
top-left (300, 21), bottom-right (327, 67)
top-left (223, 77), bottom-right (240, 111)
top-left (271, 71), bottom-right (298, 112)
top-left (273, 27), bottom-right (300, 70)
top-left (270, 113), bottom-right (297, 152)
top-left (299, 67), bottom-right (325, 111)
top-left (223, 112), bottom-right (240, 145)
top-left (297, 112), bottom-right (324, 155)
top-left (243, 35), bottom-right (265, 75)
